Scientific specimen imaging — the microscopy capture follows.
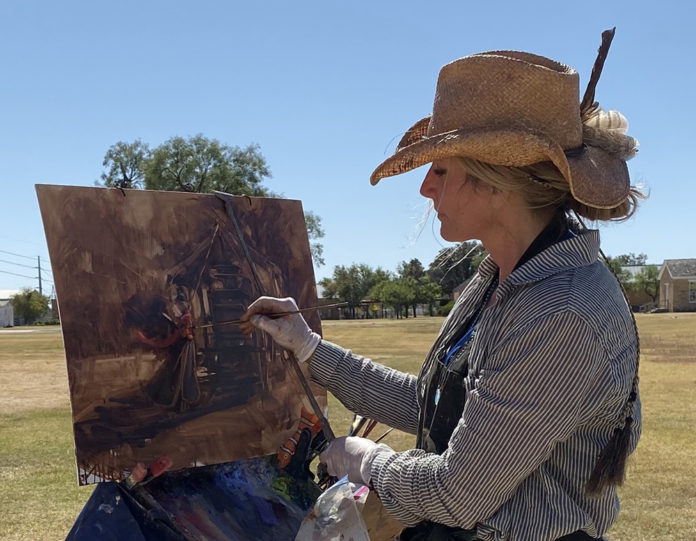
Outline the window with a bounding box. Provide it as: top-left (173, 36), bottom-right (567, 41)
top-left (690, 281), bottom-right (696, 303)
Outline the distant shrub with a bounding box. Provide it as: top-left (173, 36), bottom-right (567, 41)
top-left (439, 300), bottom-right (454, 316)
top-left (33, 319), bottom-right (60, 326)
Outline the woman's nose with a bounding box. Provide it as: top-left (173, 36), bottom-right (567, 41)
top-left (420, 167), bottom-right (439, 200)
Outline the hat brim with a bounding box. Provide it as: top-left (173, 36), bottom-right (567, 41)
top-left (567, 145), bottom-right (630, 209)
top-left (370, 123), bottom-right (629, 209)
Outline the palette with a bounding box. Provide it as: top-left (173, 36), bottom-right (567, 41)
top-left (67, 457), bottom-right (321, 540)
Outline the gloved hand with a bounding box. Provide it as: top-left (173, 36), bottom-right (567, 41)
top-left (240, 296), bottom-right (321, 363)
top-left (319, 436), bottom-right (393, 486)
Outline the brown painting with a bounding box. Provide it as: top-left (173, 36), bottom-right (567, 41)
top-left (36, 185), bottom-right (325, 485)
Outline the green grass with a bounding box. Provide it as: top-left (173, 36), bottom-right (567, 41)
top-left (0, 315), bottom-right (695, 540)
top-left (0, 409), bottom-right (91, 540)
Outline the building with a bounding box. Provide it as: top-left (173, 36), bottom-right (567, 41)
top-left (0, 299), bottom-right (14, 327)
top-left (658, 259), bottom-right (696, 312)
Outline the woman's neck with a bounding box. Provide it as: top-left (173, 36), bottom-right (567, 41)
top-left (482, 205), bottom-right (556, 282)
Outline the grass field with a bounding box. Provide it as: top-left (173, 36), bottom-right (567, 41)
top-left (1, 314), bottom-right (695, 540)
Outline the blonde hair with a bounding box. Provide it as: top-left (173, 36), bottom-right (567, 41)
top-left (458, 156), bottom-right (645, 222)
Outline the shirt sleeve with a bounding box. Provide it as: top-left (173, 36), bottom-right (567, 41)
top-left (308, 340), bottom-right (421, 435)
top-left (369, 310), bottom-right (608, 528)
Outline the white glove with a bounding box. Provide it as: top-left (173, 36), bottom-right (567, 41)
top-left (319, 436), bottom-right (393, 486)
top-left (240, 296), bottom-right (321, 363)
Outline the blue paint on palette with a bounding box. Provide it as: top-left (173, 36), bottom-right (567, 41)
top-left (146, 457), bottom-right (320, 541)
top-left (67, 457), bottom-right (320, 541)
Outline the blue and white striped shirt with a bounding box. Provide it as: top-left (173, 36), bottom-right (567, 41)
top-left (309, 229), bottom-right (641, 541)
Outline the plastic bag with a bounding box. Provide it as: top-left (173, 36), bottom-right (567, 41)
top-left (294, 476), bottom-right (370, 540)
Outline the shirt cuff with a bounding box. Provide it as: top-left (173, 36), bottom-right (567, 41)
top-left (307, 339), bottom-right (346, 386)
top-left (363, 443), bottom-right (395, 486)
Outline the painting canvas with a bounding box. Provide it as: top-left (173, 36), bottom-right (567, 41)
top-left (36, 185), bottom-right (325, 485)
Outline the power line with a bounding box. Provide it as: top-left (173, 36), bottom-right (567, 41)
top-left (0, 258), bottom-right (36, 270)
top-left (0, 269), bottom-right (36, 280)
top-left (0, 248), bottom-right (55, 294)
top-left (0, 248), bottom-right (36, 261)
top-left (0, 259), bottom-right (52, 275)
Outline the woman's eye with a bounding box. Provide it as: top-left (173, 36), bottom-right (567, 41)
top-left (433, 168), bottom-right (447, 177)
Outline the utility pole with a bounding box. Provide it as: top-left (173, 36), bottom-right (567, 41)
top-left (37, 255), bottom-right (42, 295)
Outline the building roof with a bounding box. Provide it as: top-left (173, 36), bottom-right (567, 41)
top-left (660, 259), bottom-right (696, 280)
top-left (0, 289), bottom-right (20, 300)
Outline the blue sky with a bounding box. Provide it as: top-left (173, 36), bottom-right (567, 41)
top-left (1, 1), bottom-right (693, 295)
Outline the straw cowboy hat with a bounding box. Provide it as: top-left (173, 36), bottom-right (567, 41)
top-left (370, 32), bottom-right (638, 209)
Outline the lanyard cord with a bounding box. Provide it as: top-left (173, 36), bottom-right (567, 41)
top-left (421, 274), bottom-right (498, 449)
top-left (442, 275), bottom-right (498, 366)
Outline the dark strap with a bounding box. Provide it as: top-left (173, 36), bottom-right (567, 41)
top-left (556, 531), bottom-right (603, 541)
top-left (398, 522), bottom-right (477, 540)
top-left (399, 522), bottom-right (602, 541)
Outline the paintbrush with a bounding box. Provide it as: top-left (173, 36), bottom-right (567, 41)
top-left (121, 456), bottom-right (173, 489)
top-left (198, 302), bottom-right (348, 329)
top-left (373, 427), bottom-right (394, 444)
top-left (349, 414), bottom-right (368, 437)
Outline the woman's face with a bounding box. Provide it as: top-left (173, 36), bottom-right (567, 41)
top-left (419, 158), bottom-right (496, 242)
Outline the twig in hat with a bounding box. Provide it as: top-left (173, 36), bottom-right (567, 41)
top-left (580, 27), bottom-right (616, 121)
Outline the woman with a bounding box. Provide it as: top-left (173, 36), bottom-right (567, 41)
top-left (241, 31), bottom-right (641, 541)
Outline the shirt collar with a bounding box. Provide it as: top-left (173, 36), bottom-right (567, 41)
top-left (478, 229), bottom-right (600, 286)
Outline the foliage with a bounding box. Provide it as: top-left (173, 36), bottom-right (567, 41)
top-left (33, 318), bottom-right (60, 326)
top-left (439, 300), bottom-right (455, 316)
top-left (634, 265), bottom-right (660, 303)
top-left (427, 241), bottom-right (482, 297)
top-left (320, 261), bottom-right (443, 319)
top-left (395, 259), bottom-right (444, 317)
top-left (144, 136), bottom-right (270, 195)
top-left (304, 211), bottom-right (325, 267)
top-left (100, 140), bottom-right (150, 189)
top-left (99, 137), bottom-right (325, 266)
top-left (604, 255), bottom-right (634, 285)
top-left (605, 253), bottom-right (655, 292)
top-left (397, 258), bottom-right (425, 280)
top-left (370, 277), bottom-right (415, 319)
top-left (612, 253), bottom-right (648, 266)
top-left (418, 277), bottom-right (443, 316)
top-left (9, 289), bottom-right (49, 324)
top-left (319, 264), bottom-right (389, 318)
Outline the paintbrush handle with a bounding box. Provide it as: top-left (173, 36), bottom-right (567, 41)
top-left (267, 301), bottom-right (348, 319)
top-left (198, 302), bottom-right (347, 329)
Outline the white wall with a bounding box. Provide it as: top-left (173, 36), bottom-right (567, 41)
top-left (0, 302), bottom-right (14, 327)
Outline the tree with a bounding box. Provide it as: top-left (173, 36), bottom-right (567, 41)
top-left (397, 258), bottom-right (425, 280)
top-left (369, 278), bottom-right (414, 319)
top-left (398, 259), bottom-right (425, 317)
top-left (613, 253), bottom-right (648, 266)
top-left (604, 255), bottom-right (634, 286)
top-left (99, 136), bottom-right (325, 266)
top-left (100, 140), bottom-right (150, 189)
top-left (10, 289), bottom-right (49, 324)
top-left (304, 211), bottom-right (325, 267)
top-left (320, 264), bottom-right (388, 318)
top-left (427, 241), bottom-right (482, 297)
top-left (145, 135), bottom-right (270, 195)
top-left (634, 265), bottom-right (660, 303)
top-left (417, 277), bottom-right (443, 316)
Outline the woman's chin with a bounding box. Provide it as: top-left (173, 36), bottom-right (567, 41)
top-left (439, 227), bottom-right (458, 242)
